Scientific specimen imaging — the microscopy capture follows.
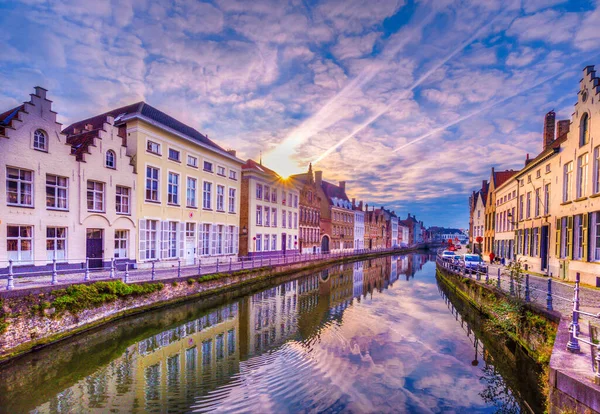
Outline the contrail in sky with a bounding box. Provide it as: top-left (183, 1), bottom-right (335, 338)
top-left (312, 14), bottom-right (501, 165)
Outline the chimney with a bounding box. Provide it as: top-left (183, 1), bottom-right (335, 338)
top-left (543, 110), bottom-right (556, 150)
top-left (352, 198), bottom-right (356, 207)
top-left (315, 171), bottom-right (323, 186)
top-left (339, 181), bottom-right (346, 191)
top-left (359, 201), bottom-right (363, 210)
top-left (34, 86), bottom-right (47, 100)
top-left (226, 149), bottom-right (237, 157)
top-left (557, 120), bottom-right (570, 138)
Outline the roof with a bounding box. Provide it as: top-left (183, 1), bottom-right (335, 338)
top-left (242, 159), bottom-right (281, 178)
top-left (321, 180), bottom-right (350, 207)
top-left (0, 105), bottom-right (23, 126)
top-left (493, 170), bottom-right (516, 188)
top-left (514, 132), bottom-right (568, 179)
top-left (65, 129), bottom-right (104, 161)
top-left (63, 101), bottom-right (238, 161)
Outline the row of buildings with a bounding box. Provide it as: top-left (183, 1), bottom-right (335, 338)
top-left (469, 65), bottom-right (600, 286)
top-left (0, 87), bottom-right (426, 271)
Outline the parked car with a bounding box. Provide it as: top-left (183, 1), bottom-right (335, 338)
top-left (463, 254), bottom-right (486, 272)
top-left (455, 243), bottom-right (462, 250)
top-left (441, 251), bottom-right (457, 261)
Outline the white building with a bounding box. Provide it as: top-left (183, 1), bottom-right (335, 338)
top-left (391, 216), bottom-right (399, 248)
top-left (398, 224), bottom-right (409, 247)
top-left (240, 160), bottom-right (300, 257)
top-left (353, 203), bottom-right (365, 250)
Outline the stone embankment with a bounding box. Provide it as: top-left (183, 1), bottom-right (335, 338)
top-left (0, 249), bottom-right (411, 363)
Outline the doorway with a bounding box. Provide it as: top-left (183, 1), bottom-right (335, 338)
top-left (282, 233), bottom-right (287, 254)
top-left (185, 223), bottom-right (196, 265)
top-left (321, 235), bottom-right (330, 253)
top-left (86, 229), bottom-right (103, 268)
top-left (541, 225), bottom-right (549, 271)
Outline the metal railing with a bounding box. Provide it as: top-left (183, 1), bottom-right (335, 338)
top-left (436, 254), bottom-right (600, 385)
top-left (0, 247), bottom-right (406, 291)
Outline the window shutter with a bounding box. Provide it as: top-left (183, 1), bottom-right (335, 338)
top-left (567, 216), bottom-right (574, 259)
top-left (555, 218), bottom-right (561, 257)
top-left (161, 221), bottom-right (168, 259)
top-left (179, 222), bottom-right (185, 258)
top-left (211, 225), bottom-right (217, 255)
top-left (234, 226), bottom-right (239, 254)
top-left (583, 213), bottom-right (589, 262)
top-left (139, 220), bottom-right (147, 261)
top-left (197, 224), bottom-right (202, 257)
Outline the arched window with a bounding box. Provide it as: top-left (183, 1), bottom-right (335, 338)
top-left (33, 129), bottom-right (47, 151)
top-left (105, 150), bottom-right (116, 169)
top-left (580, 113), bottom-right (590, 146)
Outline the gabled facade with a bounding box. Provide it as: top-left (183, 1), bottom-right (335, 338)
top-left (483, 168), bottom-right (516, 259)
top-left (352, 199), bottom-right (365, 250)
top-left (314, 171), bottom-right (354, 253)
top-left (239, 159), bottom-right (299, 257)
top-left (290, 164), bottom-right (321, 254)
top-left (472, 190), bottom-right (487, 253)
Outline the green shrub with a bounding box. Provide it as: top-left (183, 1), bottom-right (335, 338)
top-left (187, 278), bottom-right (195, 285)
top-left (52, 280), bottom-right (164, 313)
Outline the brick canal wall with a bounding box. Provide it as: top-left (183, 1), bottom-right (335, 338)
top-left (0, 249), bottom-right (405, 362)
top-left (436, 263), bottom-right (600, 414)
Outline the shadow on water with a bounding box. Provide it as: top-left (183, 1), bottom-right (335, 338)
top-left (0, 252), bottom-right (543, 413)
top-left (436, 275), bottom-right (545, 414)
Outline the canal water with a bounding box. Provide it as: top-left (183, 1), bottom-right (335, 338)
top-left (0, 254), bottom-right (543, 413)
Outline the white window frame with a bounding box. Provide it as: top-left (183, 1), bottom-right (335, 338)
top-left (577, 153), bottom-right (589, 199)
top-left (203, 161), bottom-right (213, 173)
top-left (46, 174), bottom-right (68, 210)
top-left (217, 165), bottom-right (226, 176)
top-left (229, 170), bottom-right (237, 180)
top-left (46, 226), bottom-right (67, 262)
top-left (114, 229), bottom-right (129, 259)
top-left (256, 183), bottom-right (263, 200)
top-left (87, 180), bottom-right (105, 212)
top-left (105, 150), bottom-right (116, 169)
top-left (187, 177), bottom-right (197, 208)
top-left (203, 181), bottom-right (212, 209)
top-left (591, 212), bottom-right (600, 262)
top-left (228, 188), bottom-right (236, 213)
top-left (187, 154), bottom-right (198, 168)
top-left (167, 171), bottom-right (180, 205)
top-left (6, 167), bottom-right (34, 207)
top-left (147, 140), bottom-right (161, 155)
top-left (116, 185), bottom-right (131, 214)
top-left (564, 161), bottom-right (573, 202)
top-left (33, 129), bottom-right (47, 151)
top-left (168, 148), bottom-right (181, 162)
top-left (256, 206), bottom-right (263, 226)
top-left (7, 225), bottom-right (33, 263)
top-left (574, 214), bottom-right (584, 260)
top-left (145, 165), bottom-right (160, 202)
top-left (216, 185), bottom-right (225, 211)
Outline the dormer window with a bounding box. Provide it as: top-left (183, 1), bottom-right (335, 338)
top-left (580, 113), bottom-right (590, 147)
top-left (105, 150), bottom-right (116, 169)
top-left (33, 129), bottom-right (47, 151)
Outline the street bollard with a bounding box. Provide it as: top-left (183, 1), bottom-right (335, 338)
top-left (260, 256), bottom-right (263, 267)
top-left (152, 260), bottom-right (156, 281)
top-left (546, 278), bottom-right (553, 311)
top-left (178, 259), bottom-right (181, 278)
top-left (50, 258), bottom-right (58, 285)
top-left (497, 268), bottom-right (501, 289)
top-left (84, 258), bottom-right (90, 282)
top-left (241, 258), bottom-right (244, 270)
top-left (525, 274), bottom-right (530, 302)
top-left (567, 273), bottom-right (581, 352)
top-left (229, 257), bottom-right (232, 272)
top-left (252, 256), bottom-right (255, 269)
top-left (269, 258), bottom-right (272, 266)
top-left (486, 266), bottom-right (489, 283)
top-left (216, 258), bottom-right (219, 273)
top-left (7, 260), bottom-right (14, 291)
top-left (509, 275), bottom-right (515, 296)
top-left (198, 258), bottom-right (202, 275)
top-left (110, 257), bottom-right (116, 279)
top-left (124, 263), bottom-right (129, 283)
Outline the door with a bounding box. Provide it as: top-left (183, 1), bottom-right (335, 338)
top-left (185, 223), bottom-right (196, 265)
top-left (282, 233), bottom-right (287, 255)
top-left (86, 229), bottom-right (103, 268)
top-left (541, 225), bottom-right (549, 271)
top-left (321, 235), bottom-right (330, 253)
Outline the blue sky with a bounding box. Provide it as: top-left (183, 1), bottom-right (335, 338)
top-left (1, 0), bottom-right (599, 228)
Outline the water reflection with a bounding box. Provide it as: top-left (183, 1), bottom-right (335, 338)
top-left (0, 253), bottom-right (540, 413)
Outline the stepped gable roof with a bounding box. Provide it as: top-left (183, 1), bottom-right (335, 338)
top-left (0, 105), bottom-right (24, 127)
top-left (63, 101), bottom-right (232, 157)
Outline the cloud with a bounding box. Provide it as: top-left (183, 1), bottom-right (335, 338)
top-left (507, 10), bottom-right (580, 44)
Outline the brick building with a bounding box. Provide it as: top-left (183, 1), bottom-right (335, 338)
top-left (290, 164), bottom-right (321, 254)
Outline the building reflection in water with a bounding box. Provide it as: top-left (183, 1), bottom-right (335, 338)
top-left (33, 255), bottom-right (420, 413)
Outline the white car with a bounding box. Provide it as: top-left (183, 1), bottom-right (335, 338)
top-left (441, 251), bottom-right (457, 261)
top-left (463, 254), bottom-right (486, 272)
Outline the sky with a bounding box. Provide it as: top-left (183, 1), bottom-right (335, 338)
top-left (1, 0), bottom-right (600, 229)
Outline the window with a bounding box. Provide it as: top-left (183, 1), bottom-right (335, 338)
top-left (265, 206), bottom-right (270, 226)
top-left (203, 161), bottom-right (213, 172)
top-left (282, 190), bottom-right (286, 205)
top-left (140, 219), bottom-right (158, 260)
top-left (217, 166), bottom-right (225, 176)
top-left (580, 113), bottom-right (590, 146)
top-left (535, 188), bottom-right (541, 217)
top-left (574, 214), bottom-right (584, 260)
top-left (546, 164), bottom-right (551, 173)
top-left (532, 228), bottom-right (539, 257)
top-left (7, 225), bottom-right (33, 263)
top-left (282, 209), bottom-right (286, 227)
top-left (46, 227), bottom-right (66, 261)
top-left (228, 188), bottom-right (236, 213)
top-left (591, 212), bottom-right (600, 261)
top-left (7, 167), bottom-right (33, 207)
top-left (294, 212), bottom-right (298, 229)
top-left (87, 181), bottom-right (105, 212)
top-left (33, 129), bottom-right (47, 151)
top-left (271, 190), bottom-right (277, 203)
top-left (288, 211), bottom-right (292, 229)
top-left (536, 169), bottom-right (541, 179)
top-left (256, 234), bottom-right (262, 252)
top-left (595, 146), bottom-right (600, 194)
top-left (187, 155), bottom-right (198, 168)
top-left (217, 225), bottom-right (224, 255)
top-left (256, 206), bottom-right (263, 225)
top-left (544, 184), bottom-right (550, 215)
top-left (167, 172), bottom-right (179, 205)
top-left (147, 140), bottom-right (161, 155)
top-left (271, 235), bottom-right (277, 251)
top-left (563, 162), bottom-right (573, 202)
top-left (186, 222), bottom-right (196, 238)
top-left (105, 150), bottom-right (116, 168)
top-left (264, 186), bottom-right (270, 202)
top-left (216, 185), bottom-right (225, 211)
top-left (526, 192), bottom-right (531, 219)
top-left (187, 177), bottom-right (197, 208)
top-left (272, 208), bottom-right (277, 227)
top-left (264, 234), bottom-right (270, 251)
top-left (560, 217), bottom-right (568, 258)
top-left (146, 166), bottom-right (160, 202)
top-left (520, 179), bottom-right (524, 187)
top-left (524, 228), bottom-right (530, 256)
top-left (116, 186), bottom-right (130, 214)
top-left (577, 153), bottom-right (588, 199)
top-left (256, 184), bottom-right (263, 200)
top-left (201, 224), bottom-right (211, 256)
top-left (229, 170), bottom-right (237, 180)
top-left (162, 221), bottom-right (178, 259)
top-left (294, 195), bottom-right (298, 208)
top-left (203, 182), bottom-right (212, 209)
top-left (114, 230), bottom-right (128, 258)
top-left (527, 175), bottom-right (531, 183)
top-left (46, 174), bottom-right (68, 210)
top-left (168, 148), bottom-right (180, 162)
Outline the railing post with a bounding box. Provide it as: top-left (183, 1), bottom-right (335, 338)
top-left (152, 260), bottom-right (156, 280)
top-left (252, 256), bottom-right (255, 269)
top-left (229, 257), bottom-right (232, 272)
top-left (525, 274), bottom-right (530, 302)
top-left (177, 259), bottom-right (181, 278)
top-left (110, 257), bottom-right (116, 279)
top-left (124, 262), bottom-right (129, 283)
top-left (546, 278), bottom-right (553, 311)
top-left (7, 260), bottom-right (14, 291)
top-left (269, 258), bottom-right (272, 266)
top-left (241, 257), bottom-right (244, 270)
top-left (509, 274), bottom-right (515, 296)
top-left (567, 275), bottom-right (581, 351)
top-left (497, 268), bottom-right (501, 289)
top-left (84, 257), bottom-right (90, 282)
top-left (595, 348), bottom-right (600, 383)
top-left (485, 266), bottom-right (489, 283)
top-left (50, 258), bottom-right (58, 285)
top-left (216, 258), bottom-right (220, 273)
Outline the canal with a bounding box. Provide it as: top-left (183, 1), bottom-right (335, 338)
top-left (0, 253), bottom-right (543, 413)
